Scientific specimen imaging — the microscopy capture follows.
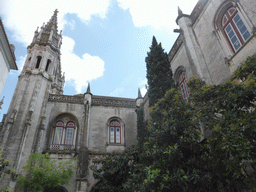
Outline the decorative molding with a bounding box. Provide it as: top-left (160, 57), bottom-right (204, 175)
top-left (92, 96), bottom-right (136, 108)
top-left (48, 94), bottom-right (83, 103)
top-left (168, 34), bottom-right (183, 62)
top-left (48, 94), bottom-right (136, 108)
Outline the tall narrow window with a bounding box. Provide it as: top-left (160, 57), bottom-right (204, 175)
top-left (222, 7), bottom-right (250, 52)
top-left (52, 121), bottom-right (64, 145)
top-left (65, 122), bottom-right (75, 145)
top-left (109, 120), bottom-right (121, 144)
top-left (36, 56), bottom-right (42, 69)
top-left (179, 71), bottom-right (189, 102)
top-left (45, 59), bottom-right (51, 72)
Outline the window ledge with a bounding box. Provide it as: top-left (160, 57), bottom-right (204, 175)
top-left (225, 34), bottom-right (256, 65)
top-left (106, 143), bottom-right (126, 147)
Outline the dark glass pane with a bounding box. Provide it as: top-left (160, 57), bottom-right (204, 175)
top-left (243, 31), bottom-right (250, 41)
top-left (234, 41), bottom-right (241, 50)
top-left (233, 14), bottom-right (240, 23)
top-left (231, 36), bottom-right (237, 44)
top-left (239, 26), bottom-right (246, 34)
top-left (226, 25), bottom-right (232, 33)
top-left (228, 30), bottom-right (235, 39)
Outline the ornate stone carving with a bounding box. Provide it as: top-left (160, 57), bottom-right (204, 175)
top-left (92, 96), bottom-right (136, 108)
top-left (48, 94), bottom-right (136, 108)
top-left (48, 94), bottom-right (84, 103)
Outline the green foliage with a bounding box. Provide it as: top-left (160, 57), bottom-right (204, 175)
top-left (136, 108), bottom-right (148, 146)
top-left (0, 151), bottom-right (16, 192)
top-left (91, 145), bottom-right (142, 192)
top-left (146, 36), bottom-right (175, 106)
top-left (92, 55), bottom-right (256, 191)
top-left (16, 152), bottom-right (73, 192)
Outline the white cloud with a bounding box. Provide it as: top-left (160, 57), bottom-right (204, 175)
top-left (141, 87), bottom-right (147, 97)
top-left (117, 0), bottom-right (199, 30)
top-left (61, 36), bottom-right (105, 93)
top-left (0, 0), bottom-right (111, 46)
top-left (9, 55), bottom-right (26, 76)
top-left (138, 78), bottom-right (147, 97)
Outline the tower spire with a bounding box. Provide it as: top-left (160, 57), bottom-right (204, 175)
top-left (29, 9), bottom-right (62, 51)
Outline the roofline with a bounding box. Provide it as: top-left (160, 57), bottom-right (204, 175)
top-left (0, 18), bottom-right (18, 70)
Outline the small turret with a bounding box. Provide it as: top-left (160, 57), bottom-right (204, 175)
top-left (136, 88), bottom-right (143, 107)
top-left (84, 83), bottom-right (92, 105)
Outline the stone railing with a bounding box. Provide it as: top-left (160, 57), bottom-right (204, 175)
top-left (49, 144), bottom-right (75, 151)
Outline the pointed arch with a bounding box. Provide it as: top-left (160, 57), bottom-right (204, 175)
top-left (106, 117), bottom-right (125, 145)
top-left (35, 56), bottom-right (42, 68)
top-left (48, 113), bottom-right (79, 151)
top-left (174, 66), bottom-right (189, 102)
top-left (44, 186), bottom-right (68, 192)
top-left (45, 59), bottom-right (51, 72)
top-left (214, 1), bottom-right (252, 53)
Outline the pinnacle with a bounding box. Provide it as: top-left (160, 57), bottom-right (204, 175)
top-left (138, 88), bottom-right (142, 98)
top-left (54, 9), bottom-right (58, 17)
top-left (86, 83), bottom-right (91, 94)
top-left (44, 9), bottom-right (59, 33)
top-left (178, 6), bottom-right (183, 16)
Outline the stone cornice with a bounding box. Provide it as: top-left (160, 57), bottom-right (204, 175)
top-left (92, 95), bottom-right (136, 108)
top-left (48, 94), bottom-right (83, 104)
top-left (48, 94), bottom-right (136, 108)
top-left (168, 34), bottom-right (183, 63)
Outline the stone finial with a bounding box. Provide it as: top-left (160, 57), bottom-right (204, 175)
top-left (54, 9), bottom-right (58, 17)
top-left (35, 26), bottom-right (39, 33)
top-left (138, 88), bottom-right (142, 98)
top-left (86, 83), bottom-right (91, 94)
top-left (178, 6), bottom-right (183, 16)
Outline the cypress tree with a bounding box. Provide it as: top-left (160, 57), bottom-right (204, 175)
top-left (146, 36), bottom-right (175, 106)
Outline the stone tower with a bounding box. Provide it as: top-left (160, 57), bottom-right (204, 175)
top-left (0, 10), bottom-right (64, 186)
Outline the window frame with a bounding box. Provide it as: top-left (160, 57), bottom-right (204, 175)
top-left (178, 71), bottom-right (189, 102)
top-left (221, 7), bottom-right (251, 53)
top-left (51, 120), bottom-right (76, 146)
top-left (214, 2), bottom-right (253, 56)
top-left (109, 120), bottom-right (121, 144)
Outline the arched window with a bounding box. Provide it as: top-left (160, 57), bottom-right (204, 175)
top-left (109, 120), bottom-right (121, 144)
top-left (36, 56), bottom-right (42, 68)
top-left (215, 2), bottom-right (251, 54)
top-left (52, 121), bottom-right (64, 145)
top-left (50, 114), bottom-right (77, 151)
top-left (45, 59), bottom-right (51, 72)
top-left (174, 67), bottom-right (189, 102)
top-left (179, 71), bottom-right (189, 102)
top-left (44, 186), bottom-right (68, 192)
top-left (65, 122), bottom-right (75, 145)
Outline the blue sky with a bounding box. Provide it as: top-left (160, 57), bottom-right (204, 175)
top-left (0, 0), bottom-right (198, 119)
